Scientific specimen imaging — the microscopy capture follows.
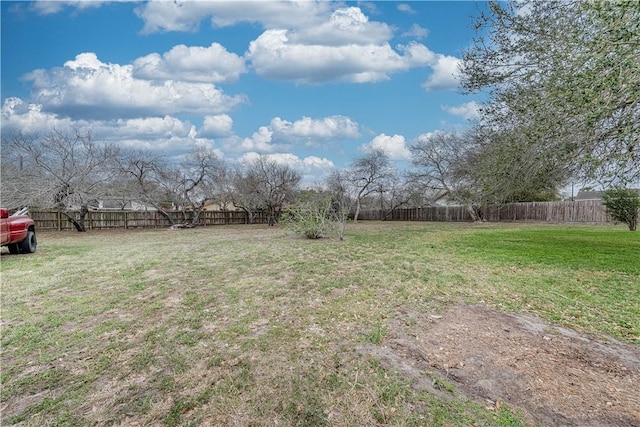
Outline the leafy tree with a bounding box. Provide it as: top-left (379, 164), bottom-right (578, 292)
top-left (460, 0), bottom-right (639, 185)
top-left (463, 127), bottom-right (564, 204)
top-left (601, 188), bottom-right (640, 231)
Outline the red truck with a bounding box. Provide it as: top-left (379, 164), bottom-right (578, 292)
top-left (1, 208), bottom-right (37, 254)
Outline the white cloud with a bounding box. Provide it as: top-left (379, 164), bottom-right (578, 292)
top-left (135, 1), bottom-right (331, 34)
top-left (235, 126), bottom-right (277, 153)
top-left (223, 114), bottom-right (360, 154)
top-left (442, 101), bottom-right (481, 121)
top-left (397, 4), bottom-right (417, 15)
top-left (422, 54), bottom-right (461, 90)
top-left (363, 133), bottom-right (411, 160)
top-left (247, 29), bottom-right (433, 84)
top-left (1, 97), bottom-right (76, 134)
top-left (402, 23), bottom-right (429, 39)
top-left (135, 3), bottom-right (456, 88)
top-left (0, 97), bottom-right (216, 155)
top-left (23, 52), bottom-right (247, 119)
top-left (30, 1), bottom-right (110, 15)
top-left (201, 114), bottom-right (234, 138)
top-left (288, 7), bottom-right (392, 46)
top-left (270, 115), bottom-right (360, 139)
top-left (132, 43), bottom-right (246, 83)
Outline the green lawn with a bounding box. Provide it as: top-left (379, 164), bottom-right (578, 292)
top-left (1, 222), bottom-right (638, 426)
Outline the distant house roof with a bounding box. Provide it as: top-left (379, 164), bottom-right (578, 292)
top-left (576, 188), bottom-right (640, 201)
top-left (575, 191), bottom-right (602, 201)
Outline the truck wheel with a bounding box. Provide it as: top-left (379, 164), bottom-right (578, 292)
top-left (8, 243), bottom-right (20, 254)
top-left (18, 230), bottom-right (37, 254)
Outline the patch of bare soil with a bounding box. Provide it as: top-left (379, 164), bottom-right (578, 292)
top-left (362, 305), bottom-right (640, 426)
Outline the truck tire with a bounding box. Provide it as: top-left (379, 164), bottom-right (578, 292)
top-left (18, 230), bottom-right (37, 254)
top-left (8, 243), bottom-right (20, 254)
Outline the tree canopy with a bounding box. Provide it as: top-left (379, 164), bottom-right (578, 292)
top-left (460, 0), bottom-right (639, 187)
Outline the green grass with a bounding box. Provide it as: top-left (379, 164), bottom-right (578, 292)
top-left (1, 222), bottom-right (637, 426)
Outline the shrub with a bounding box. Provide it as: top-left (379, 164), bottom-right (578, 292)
top-left (284, 193), bottom-right (347, 240)
top-left (601, 188), bottom-right (640, 231)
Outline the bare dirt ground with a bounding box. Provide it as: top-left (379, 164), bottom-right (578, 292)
top-left (362, 304), bottom-right (640, 427)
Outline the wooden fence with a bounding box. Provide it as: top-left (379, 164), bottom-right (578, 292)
top-left (28, 200), bottom-right (610, 231)
top-left (29, 210), bottom-right (270, 231)
top-left (358, 200), bottom-right (611, 223)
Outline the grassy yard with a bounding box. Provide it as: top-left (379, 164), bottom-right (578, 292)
top-left (1, 222), bottom-right (638, 426)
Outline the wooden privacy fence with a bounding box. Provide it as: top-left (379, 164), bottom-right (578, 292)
top-left (358, 200), bottom-right (611, 223)
top-left (29, 200), bottom-right (610, 231)
top-left (29, 210), bottom-right (270, 231)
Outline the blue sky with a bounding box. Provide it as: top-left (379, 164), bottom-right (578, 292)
top-left (1, 1), bottom-right (486, 186)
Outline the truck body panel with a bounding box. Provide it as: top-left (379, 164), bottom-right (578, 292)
top-left (1, 208), bottom-right (37, 253)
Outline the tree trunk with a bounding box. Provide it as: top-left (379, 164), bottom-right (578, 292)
top-left (465, 204), bottom-right (479, 222)
top-left (60, 210), bottom-right (86, 232)
top-left (353, 199), bottom-right (361, 223)
top-left (155, 208), bottom-right (175, 226)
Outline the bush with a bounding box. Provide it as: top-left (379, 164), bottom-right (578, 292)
top-left (601, 188), bottom-right (640, 231)
top-left (284, 193), bottom-right (347, 240)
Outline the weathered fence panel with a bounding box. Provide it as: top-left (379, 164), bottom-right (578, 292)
top-left (360, 200), bottom-right (610, 224)
top-left (29, 209), bottom-right (271, 231)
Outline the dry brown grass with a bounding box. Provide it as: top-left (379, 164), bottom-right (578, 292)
top-left (1, 222), bottom-right (637, 426)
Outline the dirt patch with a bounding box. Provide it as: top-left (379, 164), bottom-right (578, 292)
top-left (362, 304), bottom-right (640, 426)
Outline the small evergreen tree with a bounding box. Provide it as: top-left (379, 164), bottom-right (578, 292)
top-left (601, 188), bottom-right (639, 231)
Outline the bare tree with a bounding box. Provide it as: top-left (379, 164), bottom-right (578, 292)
top-left (231, 156), bottom-right (301, 224)
top-left (174, 148), bottom-right (224, 225)
top-left (349, 148), bottom-right (396, 222)
top-left (379, 176), bottom-right (414, 220)
top-left (408, 131), bottom-right (485, 221)
top-left (2, 129), bottom-right (119, 231)
top-left (116, 148), bottom-right (178, 223)
top-left (324, 170), bottom-right (354, 240)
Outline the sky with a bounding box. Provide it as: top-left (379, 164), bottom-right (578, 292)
top-left (1, 0), bottom-right (487, 186)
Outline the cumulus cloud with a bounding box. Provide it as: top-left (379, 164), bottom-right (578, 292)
top-left (242, 6), bottom-right (450, 85)
top-left (23, 52), bottom-right (247, 120)
top-left (270, 115), bottom-right (360, 139)
top-left (247, 29), bottom-right (434, 84)
top-left (229, 126), bottom-right (277, 153)
top-left (201, 114), bottom-right (234, 138)
top-left (1, 97), bottom-right (215, 154)
top-left (288, 7), bottom-right (392, 46)
top-left (135, 3), bottom-right (457, 88)
top-left (363, 133), bottom-right (411, 160)
top-left (1, 97), bottom-right (75, 134)
top-left (222, 114), bottom-right (360, 154)
top-left (135, 1), bottom-right (331, 34)
top-left (132, 43), bottom-right (246, 83)
top-left (422, 54), bottom-right (460, 90)
top-left (442, 101), bottom-right (481, 121)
